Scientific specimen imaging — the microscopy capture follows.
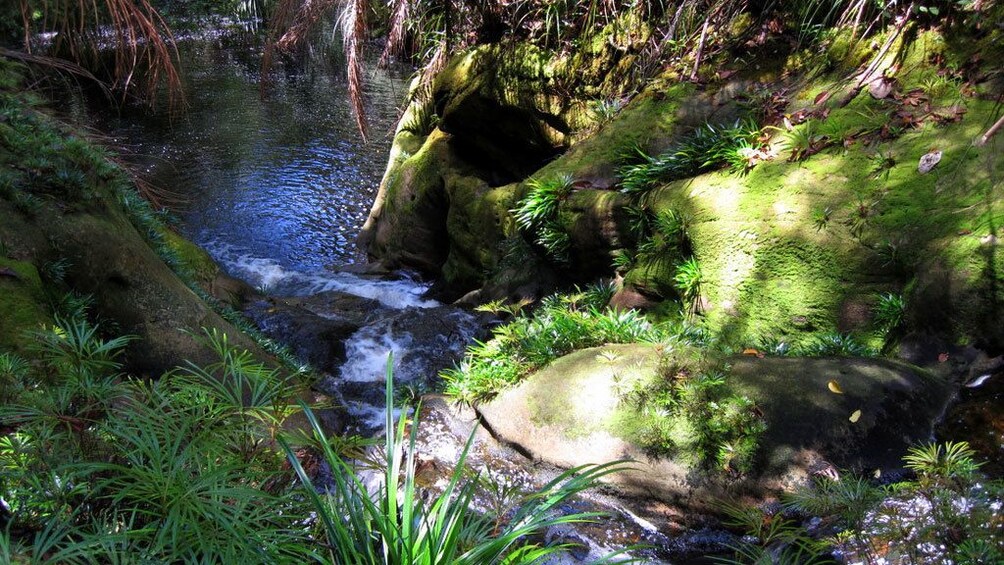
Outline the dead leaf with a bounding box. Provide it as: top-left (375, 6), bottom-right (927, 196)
top-left (814, 90), bottom-right (831, 105)
top-left (827, 380), bottom-right (844, 394)
top-left (918, 150), bottom-right (942, 174)
top-left (958, 229), bottom-right (972, 235)
top-left (849, 409), bottom-right (862, 423)
top-left (742, 348), bottom-right (761, 357)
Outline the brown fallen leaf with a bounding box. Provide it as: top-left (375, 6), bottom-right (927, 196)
top-left (827, 380), bottom-right (844, 394)
top-left (742, 348), bottom-right (760, 356)
top-left (814, 90), bottom-right (831, 105)
top-left (849, 409), bottom-right (862, 423)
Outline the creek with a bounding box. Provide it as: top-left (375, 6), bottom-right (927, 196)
top-left (78, 34), bottom-right (733, 563)
top-left (79, 35), bottom-right (489, 432)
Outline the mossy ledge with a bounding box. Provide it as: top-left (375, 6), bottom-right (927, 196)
top-left (363, 29), bottom-right (1004, 353)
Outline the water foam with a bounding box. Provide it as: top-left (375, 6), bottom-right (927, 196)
top-left (203, 240), bottom-right (438, 309)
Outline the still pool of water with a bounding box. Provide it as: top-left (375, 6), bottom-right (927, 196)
top-left (91, 37), bottom-right (410, 276)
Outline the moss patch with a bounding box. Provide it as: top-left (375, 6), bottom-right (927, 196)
top-left (0, 258), bottom-right (50, 354)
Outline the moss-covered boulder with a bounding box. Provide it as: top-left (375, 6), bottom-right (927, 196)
top-left (0, 257), bottom-right (50, 354)
top-left (478, 344), bottom-right (950, 507)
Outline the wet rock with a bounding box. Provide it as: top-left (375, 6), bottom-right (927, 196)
top-left (409, 396), bottom-right (734, 564)
top-left (0, 198), bottom-right (269, 376)
top-left (243, 293), bottom-right (383, 373)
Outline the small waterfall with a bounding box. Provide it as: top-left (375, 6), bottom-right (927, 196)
top-left (203, 240), bottom-right (439, 308)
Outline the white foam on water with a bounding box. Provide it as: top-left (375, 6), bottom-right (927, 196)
top-left (339, 324), bottom-right (414, 383)
top-left (344, 401), bottom-right (402, 432)
top-left (202, 240), bottom-right (439, 309)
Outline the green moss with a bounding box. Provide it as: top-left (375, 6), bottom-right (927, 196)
top-left (157, 227), bottom-right (219, 287)
top-left (0, 258), bottom-right (51, 353)
top-left (442, 180), bottom-right (520, 288)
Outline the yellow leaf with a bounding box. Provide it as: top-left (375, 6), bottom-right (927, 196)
top-left (849, 409), bottom-right (862, 423)
top-left (827, 380), bottom-right (844, 394)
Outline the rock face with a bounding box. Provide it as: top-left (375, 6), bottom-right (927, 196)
top-left (478, 344), bottom-right (951, 508)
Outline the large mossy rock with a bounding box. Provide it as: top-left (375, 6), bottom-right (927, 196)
top-left (478, 344), bottom-right (950, 507)
top-left (0, 196), bottom-right (266, 376)
top-left (0, 257), bottom-right (51, 354)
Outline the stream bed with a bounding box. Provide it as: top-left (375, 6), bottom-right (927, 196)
top-left (81, 33), bottom-right (736, 563)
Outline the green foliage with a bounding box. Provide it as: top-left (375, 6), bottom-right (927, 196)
top-left (872, 292), bottom-right (905, 340)
top-left (796, 332), bottom-right (877, 357)
top-left (512, 174), bottom-right (575, 262)
top-left (811, 206), bottom-right (832, 231)
top-left (902, 440), bottom-right (982, 482)
top-left (618, 120), bottom-right (763, 194)
top-left (673, 257), bottom-right (703, 315)
top-left (0, 319), bottom-right (314, 562)
top-left (740, 441), bottom-right (1004, 565)
top-left (443, 285), bottom-right (675, 403)
top-left (284, 356), bottom-right (631, 564)
top-left (589, 98), bottom-right (626, 125)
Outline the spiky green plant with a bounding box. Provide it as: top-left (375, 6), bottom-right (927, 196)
top-left (283, 355), bottom-right (632, 564)
top-left (619, 120), bottom-right (762, 194)
top-left (796, 332), bottom-right (876, 357)
top-left (512, 174), bottom-right (575, 263)
top-left (872, 292), bottom-right (905, 338)
top-left (512, 173), bottom-right (575, 230)
top-left (673, 257), bottom-right (702, 315)
top-left (443, 287), bottom-right (673, 403)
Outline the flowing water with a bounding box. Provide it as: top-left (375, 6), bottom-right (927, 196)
top-left (86, 34), bottom-right (481, 424)
top-left (84, 35), bottom-right (730, 562)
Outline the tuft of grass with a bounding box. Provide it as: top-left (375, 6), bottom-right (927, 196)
top-left (673, 257), bottom-right (703, 316)
top-left (512, 174), bottom-right (575, 263)
top-left (283, 355), bottom-right (632, 564)
top-left (618, 120), bottom-right (763, 194)
top-left (795, 332), bottom-right (877, 357)
top-left (443, 285), bottom-right (673, 403)
top-left (872, 292), bottom-right (905, 339)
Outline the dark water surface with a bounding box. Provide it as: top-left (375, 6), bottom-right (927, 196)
top-left (91, 38), bottom-right (410, 274)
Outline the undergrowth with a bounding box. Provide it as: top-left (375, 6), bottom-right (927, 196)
top-left (0, 318), bottom-right (625, 562)
top-left (618, 120), bottom-right (763, 194)
top-left (442, 283), bottom-right (683, 403)
top-left (717, 441), bottom-right (1004, 564)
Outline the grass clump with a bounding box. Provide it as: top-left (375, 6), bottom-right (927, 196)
top-left (719, 442), bottom-right (1003, 564)
top-left (443, 284), bottom-right (674, 403)
top-left (618, 120), bottom-right (763, 194)
top-left (284, 356), bottom-right (631, 564)
top-left (512, 173), bottom-right (575, 263)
